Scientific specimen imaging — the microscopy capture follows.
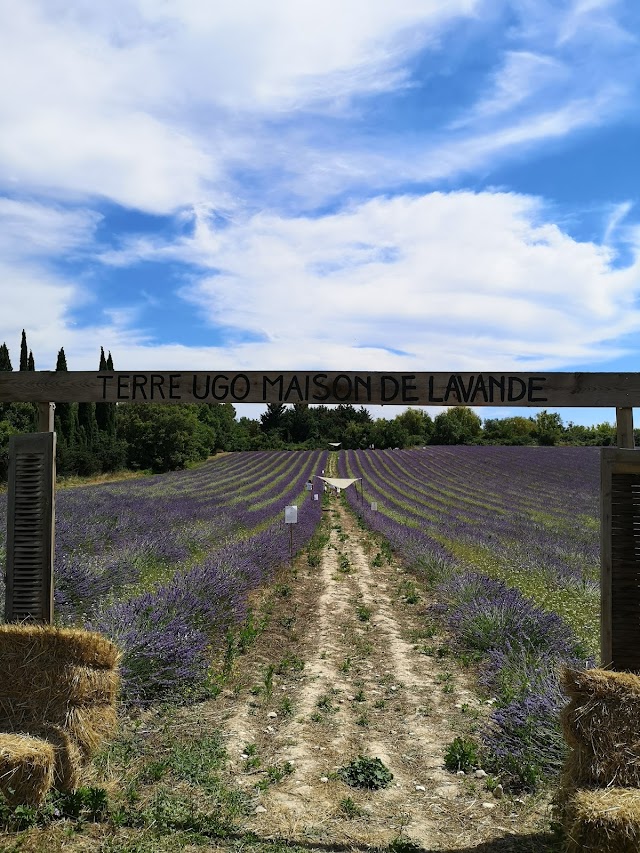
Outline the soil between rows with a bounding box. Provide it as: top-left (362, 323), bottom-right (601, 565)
top-left (181, 493), bottom-right (556, 852)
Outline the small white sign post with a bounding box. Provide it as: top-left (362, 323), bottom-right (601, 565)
top-left (371, 502), bottom-right (378, 512)
top-left (285, 505), bottom-right (297, 564)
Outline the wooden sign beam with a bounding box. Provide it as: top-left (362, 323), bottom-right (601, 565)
top-left (2, 370), bottom-right (640, 407)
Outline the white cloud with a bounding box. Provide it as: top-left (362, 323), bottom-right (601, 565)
top-left (0, 0), bottom-right (478, 213)
top-left (149, 191), bottom-right (640, 370)
top-left (0, 198), bottom-right (100, 259)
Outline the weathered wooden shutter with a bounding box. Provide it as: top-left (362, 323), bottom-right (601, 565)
top-left (601, 448), bottom-right (640, 670)
top-left (5, 432), bottom-right (56, 623)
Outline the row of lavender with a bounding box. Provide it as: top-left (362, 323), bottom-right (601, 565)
top-left (338, 447), bottom-right (600, 789)
top-left (0, 450), bottom-right (328, 702)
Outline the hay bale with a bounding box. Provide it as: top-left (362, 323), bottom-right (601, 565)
top-left (563, 667), bottom-right (640, 701)
top-left (560, 668), bottom-right (640, 788)
top-left (0, 624), bottom-right (120, 671)
top-left (39, 726), bottom-right (83, 792)
top-left (0, 733), bottom-right (54, 806)
top-left (0, 626), bottom-right (120, 797)
top-left (563, 787), bottom-right (640, 853)
top-left (562, 736), bottom-right (640, 789)
top-left (64, 704), bottom-right (119, 757)
top-left (0, 665), bottom-right (120, 710)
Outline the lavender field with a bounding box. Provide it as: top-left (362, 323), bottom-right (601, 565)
top-left (0, 449), bottom-right (328, 702)
top-left (338, 446), bottom-right (600, 788)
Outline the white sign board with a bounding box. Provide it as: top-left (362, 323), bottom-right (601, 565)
top-left (313, 494), bottom-right (319, 501)
top-left (285, 505), bottom-right (298, 524)
top-left (371, 502), bottom-right (378, 511)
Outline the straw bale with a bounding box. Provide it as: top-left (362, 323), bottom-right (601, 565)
top-left (563, 787), bottom-right (640, 853)
top-left (563, 667), bottom-right (640, 701)
top-left (0, 665), bottom-right (120, 709)
top-left (0, 625), bottom-right (120, 670)
top-left (0, 733), bottom-right (54, 806)
top-left (561, 695), bottom-right (640, 787)
top-left (39, 726), bottom-right (83, 792)
top-left (562, 739), bottom-right (640, 789)
top-left (63, 704), bottom-right (119, 757)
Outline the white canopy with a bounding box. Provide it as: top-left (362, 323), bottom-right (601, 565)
top-left (328, 442), bottom-right (342, 447)
top-left (316, 477), bottom-right (361, 489)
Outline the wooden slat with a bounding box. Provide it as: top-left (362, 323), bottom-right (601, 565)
top-left (5, 433), bottom-right (56, 623)
top-left (601, 448), bottom-right (640, 671)
top-left (3, 370), bottom-right (640, 406)
top-left (601, 450), bottom-right (613, 667)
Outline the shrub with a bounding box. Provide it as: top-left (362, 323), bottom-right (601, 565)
top-left (338, 756), bottom-right (393, 790)
top-left (444, 736), bottom-right (480, 772)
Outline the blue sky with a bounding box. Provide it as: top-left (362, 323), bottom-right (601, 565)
top-left (1, 0), bottom-right (640, 426)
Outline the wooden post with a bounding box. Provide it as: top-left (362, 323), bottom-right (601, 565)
top-left (38, 402), bottom-right (55, 432)
top-left (616, 407), bottom-right (634, 448)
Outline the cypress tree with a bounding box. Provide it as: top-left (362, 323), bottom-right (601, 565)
top-left (0, 342), bottom-right (12, 420)
top-left (96, 348), bottom-right (116, 436)
top-left (27, 350), bottom-right (35, 371)
top-left (95, 348), bottom-right (109, 433)
top-left (0, 343), bottom-right (12, 371)
top-left (105, 351), bottom-right (116, 436)
top-left (19, 330), bottom-right (28, 371)
top-left (77, 402), bottom-right (98, 447)
top-left (54, 347), bottom-right (76, 445)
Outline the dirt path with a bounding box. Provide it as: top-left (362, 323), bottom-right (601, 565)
top-left (183, 491), bottom-right (552, 851)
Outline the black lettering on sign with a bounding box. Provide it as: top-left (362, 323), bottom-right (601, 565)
top-left (98, 374), bottom-right (114, 400)
top-left (508, 377), bottom-right (526, 402)
top-left (312, 373), bottom-right (330, 401)
top-left (231, 374), bottom-right (250, 400)
top-left (528, 376), bottom-right (547, 403)
top-left (263, 375), bottom-right (283, 401)
top-left (169, 374), bottom-right (181, 400)
top-left (211, 374), bottom-right (230, 400)
top-left (284, 375), bottom-right (303, 402)
top-left (471, 375), bottom-right (489, 403)
top-left (117, 374), bottom-right (130, 400)
top-left (443, 375), bottom-right (460, 403)
top-left (455, 375), bottom-right (475, 403)
top-left (151, 374), bottom-right (166, 399)
top-left (402, 375), bottom-right (418, 403)
top-left (489, 375), bottom-right (506, 403)
top-left (428, 376), bottom-right (443, 403)
top-left (192, 375), bottom-right (211, 400)
top-left (132, 374), bottom-right (148, 400)
top-left (355, 375), bottom-right (372, 402)
top-left (334, 374), bottom-right (353, 402)
top-left (381, 375), bottom-right (400, 402)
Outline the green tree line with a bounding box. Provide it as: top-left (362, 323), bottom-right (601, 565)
top-left (0, 332), bottom-right (624, 481)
